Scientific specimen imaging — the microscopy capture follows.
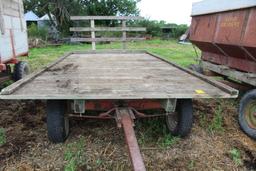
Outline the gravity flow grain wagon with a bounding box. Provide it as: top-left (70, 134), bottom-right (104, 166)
top-left (0, 0), bottom-right (30, 84)
top-left (190, 0), bottom-right (256, 139)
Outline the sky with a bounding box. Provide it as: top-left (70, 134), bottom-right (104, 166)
top-left (138, 0), bottom-right (202, 25)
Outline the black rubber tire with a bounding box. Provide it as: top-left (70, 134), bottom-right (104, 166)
top-left (13, 61), bottom-right (30, 81)
top-left (47, 100), bottom-right (69, 143)
top-left (188, 64), bottom-right (203, 74)
top-left (166, 99), bottom-right (193, 137)
top-left (239, 89), bottom-right (256, 140)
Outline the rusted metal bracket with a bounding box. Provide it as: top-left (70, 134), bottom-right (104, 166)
top-left (115, 108), bottom-right (146, 171)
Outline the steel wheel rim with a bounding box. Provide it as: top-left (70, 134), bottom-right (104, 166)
top-left (23, 66), bottom-right (29, 78)
top-left (244, 100), bottom-right (256, 129)
top-left (166, 112), bottom-right (178, 131)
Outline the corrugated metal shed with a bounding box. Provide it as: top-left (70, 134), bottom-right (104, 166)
top-left (24, 11), bottom-right (39, 21)
top-left (38, 14), bottom-right (55, 21)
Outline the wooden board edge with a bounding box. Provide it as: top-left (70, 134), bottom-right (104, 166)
top-left (71, 49), bottom-right (147, 54)
top-left (146, 51), bottom-right (239, 97)
top-left (70, 27), bottom-right (146, 32)
top-left (0, 52), bottom-right (74, 95)
top-left (71, 37), bottom-right (146, 42)
top-left (70, 16), bottom-right (144, 20)
top-left (0, 93), bottom-right (238, 100)
top-left (202, 61), bottom-right (256, 86)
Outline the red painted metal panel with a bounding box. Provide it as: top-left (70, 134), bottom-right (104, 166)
top-left (85, 100), bottom-right (163, 111)
top-left (214, 10), bottom-right (246, 45)
top-left (202, 52), bottom-right (227, 65)
top-left (243, 9), bottom-right (256, 47)
top-left (190, 7), bottom-right (256, 73)
top-left (203, 53), bottom-right (256, 73)
top-left (190, 14), bottom-right (218, 42)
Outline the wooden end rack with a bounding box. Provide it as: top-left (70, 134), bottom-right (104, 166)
top-left (70, 16), bottom-right (146, 50)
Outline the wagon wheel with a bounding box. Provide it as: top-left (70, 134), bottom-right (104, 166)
top-left (166, 99), bottom-right (193, 137)
top-left (4, 65), bottom-right (12, 74)
top-left (47, 100), bottom-right (70, 143)
top-left (13, 61), bottom-right (30, 81)
top-left (239, 89), bottom-right (256, 139)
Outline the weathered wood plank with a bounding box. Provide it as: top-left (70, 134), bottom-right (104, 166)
top-left (71, 37), bottom-right (146, 42)
top-left (71, 16), bottom-right (144, 20)
top-left (147, 52), bottom-right (239, 96)
top-left (0, 51), bottom-right (238, 99)
top-left (0, 52), bottom-right (73, 95)
top-left (122, 20), bottom-right (127, 49)
top-left (202, 61), bottom-right (256, 86)
top-left (70, 27), bottom-right (146, 32)
top-left (90, 19), bottom-right (96, 50)
top-left (71, 49), bottom-right (146, 54)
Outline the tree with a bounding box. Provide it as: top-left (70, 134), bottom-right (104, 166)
top-left (80, 0), bottom-right (139, 16)
top-left (24, 0), bottom-right (140, 35)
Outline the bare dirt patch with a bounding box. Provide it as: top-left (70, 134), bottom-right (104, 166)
top-left (0, 101), bottom-right (43, 162)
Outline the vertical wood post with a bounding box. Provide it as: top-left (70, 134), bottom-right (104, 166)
top-left (91, 19), bottom-right (96, 50)
top-left (122, 20), bottom-right (127, 49)
top-left (0, 0), bottom-right (5, 34)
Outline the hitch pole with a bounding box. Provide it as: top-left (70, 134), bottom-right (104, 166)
top-left (119, 109), bottom-right (146, 171)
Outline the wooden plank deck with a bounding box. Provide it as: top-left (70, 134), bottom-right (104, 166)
top-left (0, 51), bottom-right (238, 100)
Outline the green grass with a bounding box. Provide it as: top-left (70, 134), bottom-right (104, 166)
top-left (0, 128), bottom-right (6, 146)
top-left (198, 104), bottom-right (225, 134)
top-left (23, 39), bottom-right (199, 72)
top-left (0, 80), bottom-right (13, 90)
top-left (230, 148), bottom-right (243, 166)
top-left (137, 119), bottom-right (180, 149)
top-left (208, 105), bottom-right (224, 133)
top-left (198, 112), bottom-right (208, 129)
top-left (64, 138), bottom-right (86, 171)
top-left (188, 160), bottom-right (196, 170)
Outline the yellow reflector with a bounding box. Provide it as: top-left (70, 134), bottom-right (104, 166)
top-left (195, 90), bottom-right (206, 94)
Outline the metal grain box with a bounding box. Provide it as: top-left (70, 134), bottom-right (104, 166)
top-left (190, 0), bottom-right (256, 73)
top-left (0, 0), bottom-right (28, 65)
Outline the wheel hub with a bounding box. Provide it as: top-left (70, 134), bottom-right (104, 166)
top-left (166, 112), bottom-right (178, 132)
top-left (245, 101), bottom-right (256, 129)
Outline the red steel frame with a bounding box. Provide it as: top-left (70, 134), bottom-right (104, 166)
top-left (70, 100), bottom-right (166, 171)
top-left (117, 108), bottom-right (146, 171)
top-left (84, 100), bottom-right (163, 111)
top-left (0, 53), bottom-right (28, 72)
